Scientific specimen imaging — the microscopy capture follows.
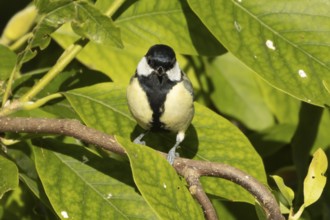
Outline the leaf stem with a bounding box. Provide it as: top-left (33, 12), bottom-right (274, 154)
top-left (0, 93), bottom-right (63, 117)
top-left (22, 93), bottom-right (63, 110)
top-left (2, 64), bottom-right (19, 108)
top-left (9, 32), bottom-right (33, 51)
top-left (19, 38), bottom-right (88, 103)
top-left (105, 0), bottom-right (125, 17)
top-left (289, 205), bottom-right (305, 220)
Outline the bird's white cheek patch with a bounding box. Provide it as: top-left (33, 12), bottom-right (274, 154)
top-left (137, 57), bottom-right (153, 77)
top-left (166, 62), bottom-right (181, 81)
top-left (160, 83), bottom-right (194, 133)
top-left (127, 78), bottom-right (153, 130)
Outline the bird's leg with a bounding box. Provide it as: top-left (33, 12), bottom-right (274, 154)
top-left (133, 132), bottom-right (147, 145)
top-left (167, 141), bottom-right (181, 165)
top-left (167, 132), bottom-right (185, 165)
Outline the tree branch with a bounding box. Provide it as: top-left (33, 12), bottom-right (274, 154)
top-left (182, 166), bottom-right (218, 220)
top-left (0, 117), bottom-right (284, 220)
top-left (175, 159), bottom-right (284, 220)
top-left (0, 117), bottom-right (125, 155)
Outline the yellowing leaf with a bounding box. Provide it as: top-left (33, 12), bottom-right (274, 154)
top-left (303, 148), bottom-right (328, 207)
top-left (270, 175), bottom-right (294, 207)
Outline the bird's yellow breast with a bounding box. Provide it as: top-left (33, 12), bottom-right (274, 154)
top-left (127, 77), bottom-right (153, 130)
top-left (160, 82), bottom-right (194, 133)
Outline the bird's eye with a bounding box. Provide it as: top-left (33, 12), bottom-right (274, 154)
top-left (147, 57), bottom-right (153, 66)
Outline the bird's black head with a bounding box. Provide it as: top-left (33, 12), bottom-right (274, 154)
top-left (145, 44), bottom-right (176, 73)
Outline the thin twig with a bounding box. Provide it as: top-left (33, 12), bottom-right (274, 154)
top-left (0, 117), bottom-right (284, 220)
top-left (182, 166), bottom-right (218, 220)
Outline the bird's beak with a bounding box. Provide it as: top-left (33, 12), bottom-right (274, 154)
top-left (156, 66), bottom-right (165, 75)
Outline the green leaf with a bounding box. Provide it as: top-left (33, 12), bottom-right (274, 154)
top-left (210, 199), bottom-right (259, 220)
top-left (303, 148), bottom-right (328, 207)
top-left (116, 136), bottom-right (204, 220)
top-left (208, 52), bottom-right (274, 130)
top-left (113, 0), bottom-right (224, 55)
top-left (0, 45), bottom-right (17, 81)
top-left (33, 138), bottom-right (157, 219)
top-left (65, 83), bottom-right (267, 203)
top-left (4, 141), bottom-right (55, 215)
top-left (35, 0), bottom-right (122, 47)
top-left (65, 83), bottom-right (136, 136)
top-left (34, 0), bottom-right (72, 13)
top-left (255, 202), bottom-right (267, 220)
top-left (31, 1), bottom-right (76, 50)
top-left (6, 145), bottom-right (40, 197)
top-left (0, 182), bottom-right (55, 220)
top-left (71, 1), bottom-right (122, 47)
top-left (21, 0), bottom-right (122, 63)
top-left (270, 175), bottom-right (294, 207)
top-left (0, 156), bottom-right (19, 199)
top-left (188, 0), bottom-right (330, 106)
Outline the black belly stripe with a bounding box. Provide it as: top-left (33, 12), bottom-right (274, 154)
top-left (138, 72), bottom-right (178, 130)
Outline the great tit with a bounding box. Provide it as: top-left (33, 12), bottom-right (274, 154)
top-left (126, 44), bottom-right (194, 164)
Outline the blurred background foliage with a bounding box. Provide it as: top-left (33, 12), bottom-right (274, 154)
top-left (0, 0), bottom-right (329, 219)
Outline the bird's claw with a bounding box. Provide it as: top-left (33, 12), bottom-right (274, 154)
top-left (134, 139), bottom-right (145, 145)
top-left (133, 133), bottom-right (146, 145)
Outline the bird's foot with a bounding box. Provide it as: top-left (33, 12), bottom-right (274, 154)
top-left (133, 133), bottom-right (146, 145)
top-left (166, 147), bottom-right (176, 165)
top-left (167, 145), bottom-right (180, 165)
